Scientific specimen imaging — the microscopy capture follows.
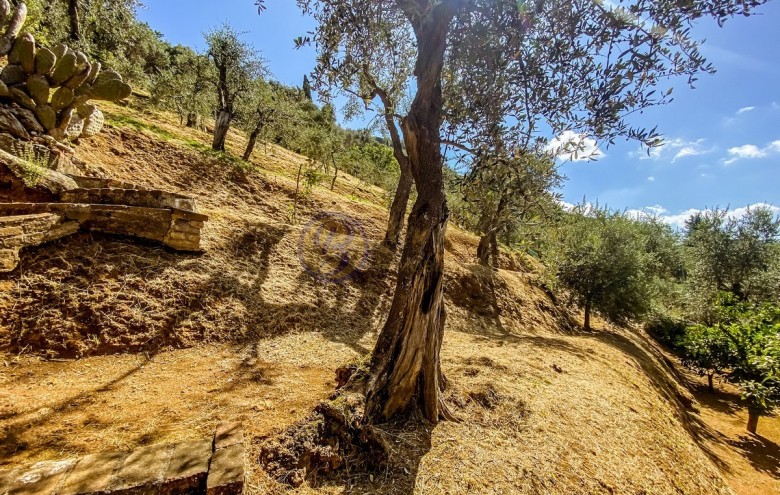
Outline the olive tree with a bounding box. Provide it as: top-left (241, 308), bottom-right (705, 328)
top-left (206, 24), bottom-right (264, 151)
top-left (258, 0), bottom-right (768, 425)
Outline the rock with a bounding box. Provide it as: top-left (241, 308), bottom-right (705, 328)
top-left (34, 46), bottom-right (56, 76)
top-left (9, 33), bottom-right (35, 74)
top-left (0, 79), bottom-right (8, 97)
top-left (89, 78), bottom-right (132, 101)
top-left (57, 451), bottom-right (128, 495)
top-left (93, 68), bottom-right (122, 86)
top-left (51, 43), bottom-right (68, 61)
top-left (108, 443), bottom-right (174, 493)
top-left (34, 105), bottom-right (56, 131)
top-left (64, 63), bottom-right (91, 90)
top-left (0, 36), bottom-right (11, 57)
top-left (25, 73), bottom-right (49, 106)
top-left (0, 0), bottom-right (10, 25)
top-left (65, 113), bottom-right (84, 140)
top-left (206, 444), bottom-right (244, 495)
top-left (161, 439), bottom-right (212, 495)
top-left (214, 422), bottom-right (244, 451)
top-left (49, 50), bottom-right (77, 86)
top-left (0, 63), bottom-right (26, 85)
top-left (0, 108), bottom-right (29, 140)
top-left (80, 107), bottom-right (104, 137)
top-left (2, 459), bottom-right (76, 495)
top-left (10, 106), bottom-right (43, 134)
top-left (9, 88), bottom-right (35, 111)
top-left (4, 1), bottom-right (26, 38)
top-left (85, 60), bottom-right (101, 85)
top-left (50, 86), bottom-right (74, 113)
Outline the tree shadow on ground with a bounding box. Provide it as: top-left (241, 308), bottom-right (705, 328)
top-left (727, 433), bottom-right (780, 477)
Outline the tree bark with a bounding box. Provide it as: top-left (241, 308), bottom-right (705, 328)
top-left (365, 2), bottom-right (457, 424)
top-left (477, 233), bottom-right (491, 266)
top-left (212, 110), bottom-right (231, 151)
top-left (707, 373), bottom-right (714, 393)
top-left (186, 112), bottom-right (198, 128)
top-left (383, 165), bottom-right (413, 250)
top-left (67, 0), bottom-right (80, 42)
top-left (584, 301), bottom-right (592, 332)
top-left (243, 125), bottom-right (261, 161)
top-left (747, 408), bottom-right (759, 434)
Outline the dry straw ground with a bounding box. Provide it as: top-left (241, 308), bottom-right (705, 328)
top-left (0, 99), bottom-right (777, 494)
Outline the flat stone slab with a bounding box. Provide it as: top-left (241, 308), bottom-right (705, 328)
top-left (109, 443), bottom-right (173, 494)
top-left (206, 444), bottom-right (243, 495)
top-left (160, 439), bottom-right (211, 495)
top-left (213, 423), bottom-right (243, 451)
top-left (3, 459), bottom-right (76, 495)
top-left (56, 451), bottom-right (127, 495)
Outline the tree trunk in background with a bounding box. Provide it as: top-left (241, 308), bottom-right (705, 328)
top-left (747, 409), bottom-right (759, 434)
top-left (186, 113), bottom-right (198, 128)
top-left (707, 373), bottom-right (714, 393)
top-left (243, 125), bottom-right (261, 161)
top-left (212, 110), bottom-right (231, 151)
top-left (67, 0), bottom-right (80, 41)
top-left (584, 301), bottom-right (592, 332)
top-left (365, 4), bottom-right (456, 424)
top-left (383, 165), bottom-right (413, 250)
top-left (477, 233), bottom-right (491, 266)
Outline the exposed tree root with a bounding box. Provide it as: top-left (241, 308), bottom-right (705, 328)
top-left (259, 390), bottom-right (390, 487)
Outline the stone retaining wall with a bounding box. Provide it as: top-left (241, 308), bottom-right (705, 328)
top-left (0, 422), bottom-right (245, 495)
top-left (0, 212), bottom-right (78, 271)
top-left (0, 202), bottom-right (207, 253)
top-left (60, 187), bottom-right (197, 212)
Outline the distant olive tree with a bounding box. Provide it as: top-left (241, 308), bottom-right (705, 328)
top-left (547, 205), bottom-right (666, 331)
top-left (206, 24), bottom-right (264, 151)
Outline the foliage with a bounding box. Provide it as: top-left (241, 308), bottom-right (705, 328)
top-left (151, 45), bottom-right (215, 126)
top-left (679, 324), bottom-right (735, 386)
top-left (714, 296), bottom-right (780, 414)
top-left (682, 206), bottom-right (780, 322)
top-left (546, 204), bottom-right (672, 330)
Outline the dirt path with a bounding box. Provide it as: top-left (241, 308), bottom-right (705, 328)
top-left (685, 373), bottom-right (780, 495)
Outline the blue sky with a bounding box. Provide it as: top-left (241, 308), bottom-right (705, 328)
top-left (137, 1), bottom-right (780, 226)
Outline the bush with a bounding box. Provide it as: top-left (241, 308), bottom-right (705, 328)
top-left (646, 316), bottom-right (688, 349)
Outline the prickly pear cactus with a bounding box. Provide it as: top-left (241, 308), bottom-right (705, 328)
top-left (0, 0), bottom-right (131, 144)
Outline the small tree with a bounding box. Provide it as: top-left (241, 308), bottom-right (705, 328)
top-left (715, 297), bottom-right (780, 434)
top-left (152, 45), bottom-right (214, 128)
top-left (679, 324), bottom-right (735, 392)
top-left (548, 205), bottom-right (655, 331)
top-left (462, 150), bottom-right (562, 268)
top-left (206, 24), bottom-right (263, 151)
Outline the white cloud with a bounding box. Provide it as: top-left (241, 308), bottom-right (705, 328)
top-left (631, 137), bottom-right (714, 163)
top-left (736, 106), bottom-right (756, 115)
top-left (631, 203), bottom-right (780, 228)
top-left (547, 131), bottom-right (604, 162)
top-left (723, 140), bottom-right (780, 165)
top-left (647, 176), bottom-right (655, 182)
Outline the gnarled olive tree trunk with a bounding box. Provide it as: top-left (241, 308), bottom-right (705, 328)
top-left (365, 3), bottom-right (457, 424)
top-left (212, 110), bottom-right (232, 151)
top-left (383, 151), bottom-right (412, 250)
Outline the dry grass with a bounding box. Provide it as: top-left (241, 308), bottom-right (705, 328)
top-left (0, 99), bottom-right (777, 494)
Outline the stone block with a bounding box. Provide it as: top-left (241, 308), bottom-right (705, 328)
top-left (213, 423), bottom-right (243, 451)
top-left (206, 445), bottom-right (243, 495)
top-left (159, 439), bottom-right (211, 495)
top-left (109, 443), bottom-right (174, 495)
top-left (0, 248), bottom-right (19, 272)
top-left (4, 459), bottom-right (76, 495)
top-left (56, 451), bottom-right (127, 495)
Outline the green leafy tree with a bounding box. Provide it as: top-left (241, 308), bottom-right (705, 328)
top-left (206, 24), bottom-right (264, 151)
top-left (547, 205), bottom-right (655, 331)
top-left (679, 324), bottom-right (735, 392)
top-left (151, 45), bottom-right (214, 127)
top-left (683, 206), bottom-right (780, 322)
top-left (462, 150), bottom-right (562, 268)
top-left (259, 0), bottom-right (768, 425)
top-left (714, 296), bottom-right (780, 434)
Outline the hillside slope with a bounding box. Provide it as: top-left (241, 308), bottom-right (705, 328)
top-left (0, 100), bottom-right (773, 494)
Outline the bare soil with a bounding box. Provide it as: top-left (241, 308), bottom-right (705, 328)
top-left (1, 100), bottom-right (777, 494)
